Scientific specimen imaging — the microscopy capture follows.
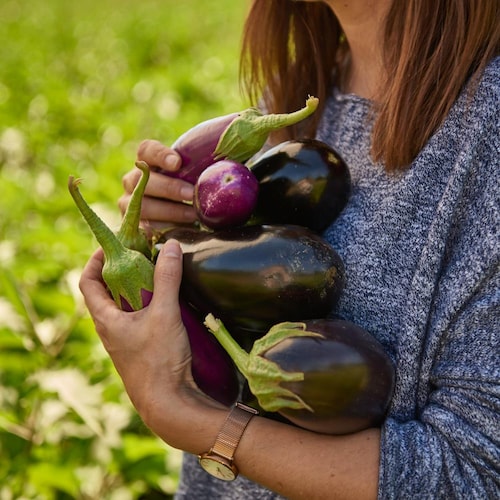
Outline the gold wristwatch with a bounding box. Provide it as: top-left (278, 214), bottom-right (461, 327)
top-left (198, 402), bottom-right (259, 481)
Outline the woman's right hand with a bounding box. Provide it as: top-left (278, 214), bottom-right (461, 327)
top-left (119, 139), bottom-right (197, 229)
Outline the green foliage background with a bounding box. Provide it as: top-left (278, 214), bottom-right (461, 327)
top-left (0, 0), bottom-right (248, 497)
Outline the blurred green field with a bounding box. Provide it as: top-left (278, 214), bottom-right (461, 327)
top-left (0, 0), bottom-right (248, 498)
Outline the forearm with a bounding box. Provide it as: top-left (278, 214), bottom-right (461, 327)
top-left (239, 416), bottom-right (380, 500)
top-left (146, 396), bottom-right (380, 500)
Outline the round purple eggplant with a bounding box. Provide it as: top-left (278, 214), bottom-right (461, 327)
top-left (194, 160), bottom-right (259, 230)
top-left (248, 139), bottom-right (351, 233)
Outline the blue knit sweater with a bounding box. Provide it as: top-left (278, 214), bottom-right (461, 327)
top-left (175, 57), bottom-right (499, 499)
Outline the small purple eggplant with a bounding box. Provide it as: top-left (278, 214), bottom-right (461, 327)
top-left (194, 160), bottom-right (259, 230)
top-left (168, 96), bottom-right (319, 184)
top-left (68, 163), bottom-right (154, 311)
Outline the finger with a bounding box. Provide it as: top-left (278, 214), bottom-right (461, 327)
top-left (143, 170), bottom-right (194, 202)
top-left (79, 249), bottom-right (117, 312)
top-left (122, 167), bottom-right (142, 195)
top-left (118, 193), bottom-right (196, 224)
top-left (79, 252), bottom-right (125, 351)
top-left (79, 248), bottom-right (106, 299)
top-left (137, 139), bottom-right (181, 172)
top-left (122, 168), bottom-right (194, 206)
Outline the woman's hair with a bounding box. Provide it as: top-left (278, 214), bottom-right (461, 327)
top-left (240, 0), bottom-right (500, 170)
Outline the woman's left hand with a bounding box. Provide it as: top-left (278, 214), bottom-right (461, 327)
top-left (78, 240), bottom-right (200, 424)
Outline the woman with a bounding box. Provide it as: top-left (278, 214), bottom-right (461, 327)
top-left (80, 1), bottom-right (499, 498)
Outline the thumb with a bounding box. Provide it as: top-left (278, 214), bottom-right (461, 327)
top-left (150, 239), bottom-right (183, 310)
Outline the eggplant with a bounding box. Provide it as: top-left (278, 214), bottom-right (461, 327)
top-left (157, 224), bottom-right (345, 346)
top-left (180, 300), bottom-right (239, 406)
top-left (68, 162), bottom-right (154, 311)
top-left (194, 160), bottom-right (259, 230)
top-left (248, 139), bottom-right (351, 232)
top-left (205, 316), bottom-right (395, 434)
top-left (167, 97), bottom-right (319, 184)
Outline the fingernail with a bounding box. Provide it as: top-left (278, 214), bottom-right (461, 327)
top-left (161, 239), bottom-right (182, 258)
top-left (180, 185), bottom-right (194, 200)
top-left (165, 154), bottom-right (181, 171)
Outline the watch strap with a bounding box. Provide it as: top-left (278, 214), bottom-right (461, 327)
top-left (210, 402), bottom-right (259, 461)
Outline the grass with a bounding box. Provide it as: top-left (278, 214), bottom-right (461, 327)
top-left (0, 0), bottom-right (248, 497)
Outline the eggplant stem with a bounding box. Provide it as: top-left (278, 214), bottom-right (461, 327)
top-left (117, 161), bottom-right (151, 257)
top-left (213, 96), bottom-right (319, 163)
top-left (204, 315), bottom-right (317, 413)
top-left (68, 176), bottom-right (124, 259)
top-left (252, 321), bottom-right (324, 356)
top-left (253, 95), bottom-right (319, 131)
top-left (204, 314), bottom-right (251, 377)
top-left (68, 175), bottom-right (154, 311)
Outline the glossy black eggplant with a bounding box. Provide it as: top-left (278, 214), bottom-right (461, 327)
top-left (157, 224), bottom-right (346, 344)
top-left (206, 316), bottom-right (395, 435)
top-left (248, 139), bottom-right (351, 232)
top-left (167, 98), bottom-right (319, 184)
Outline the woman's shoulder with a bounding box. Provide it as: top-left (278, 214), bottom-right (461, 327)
top-left (478, 55), bottom-right (500, 89)
top-left (439, 56), bottom-right (499, 156)
top-left (461, 56), bottom-right (499, 123)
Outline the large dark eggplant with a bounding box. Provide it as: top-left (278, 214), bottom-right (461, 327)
top-left (157, 224), bottom-right (345, 345)
top-left (248, 139), bottom-right (351, 232)
top-left (205, 316), bottom-right (395, 435)
top-left (166, 98), bottom-right (319, 184)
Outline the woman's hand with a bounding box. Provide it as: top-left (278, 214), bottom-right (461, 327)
top-left (119, 139), bottom-right (197, 229)
top-left (78, 240), bottom-right (201, 425)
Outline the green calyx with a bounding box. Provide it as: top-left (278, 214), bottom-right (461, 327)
top-left (204, 314), bottom-right (324, 413)
top-left (213, 96), bottom-right (319, 163)
top-left (68, 162), bottom-right (154, 310)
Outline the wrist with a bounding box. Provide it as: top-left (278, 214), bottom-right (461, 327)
top-left (199, 402), bottom-right (259, 481)
top-left (142, 386), bottom-right (231, 453)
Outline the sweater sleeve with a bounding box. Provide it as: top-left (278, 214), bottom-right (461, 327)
top-left (380, 273), bottom-right (500, 498)
top-left (378, 66), bottom-right (500, 499)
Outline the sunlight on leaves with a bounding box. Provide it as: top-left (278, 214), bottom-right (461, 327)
top-left (34, 368), bottom-right (105, 437)
top-left (0, 297), bottom-right (26, 332)
top-left (0, 127), bottom-right (28, 167)
top-left (34, 318), bottom-right (60, 347)
top-left (34, 170), bottom-right (56, 198)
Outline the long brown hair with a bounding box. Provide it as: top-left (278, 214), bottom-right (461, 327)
top-left (240, 0), bottom-right (500, 170)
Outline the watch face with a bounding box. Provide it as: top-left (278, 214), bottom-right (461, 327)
top-left (199, 456), bottom-right (237, 481)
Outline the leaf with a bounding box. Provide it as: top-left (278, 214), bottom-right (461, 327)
top-left (34, 368), bottom-right (105, 437)
top-left (27, 461), bottom-right (79, 497)
top-left (0, 268), bottom-right (35, 330)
